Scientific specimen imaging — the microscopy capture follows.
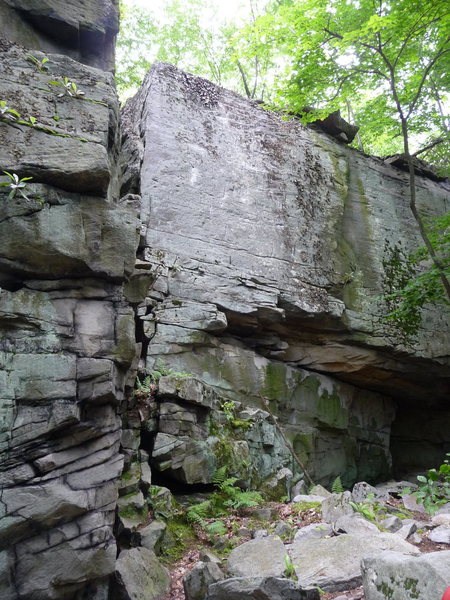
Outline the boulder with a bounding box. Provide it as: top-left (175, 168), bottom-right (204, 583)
top-left (362, 550), bottom-right (450, 600)
top-left (115, 548), bottom-right (170, 600)
top-left (428, 525), bottom-right (450, 544)
top-left (289, 533), bottom-right (420, 592)
top-left (379, 515), bottom-right (402, 533)
top-left (227, 537), bottom-right (286, 578)
top-left (352, 481), bottom-right (389, 503)
top-left (309, 484), bottom-right (332, 498)
top-left (293, 523), bottom-right (333, 542)
top-left (206, 577), bottom-right (320, 600)
top-left (321, 492), bottom-right (355, 525)
top-left (139, 521), bottom-right (167, 554)
top-left (183, 561), bottom-right (224, 600)
top-left (334, 513), bottom-right (379, 535)
top-left (292, 494), bottom-right (325, 505)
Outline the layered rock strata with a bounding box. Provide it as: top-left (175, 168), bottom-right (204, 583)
top-left (0, 2), bottom-right (140, 598)
top-left (122, 63), bottom-right (450, 487)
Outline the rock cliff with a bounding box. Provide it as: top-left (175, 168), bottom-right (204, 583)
top-left (0, 2), bottom-right (139, 598)
top-left (122, 63), bottom-right (450, 489)
top-left (0, 3), bottom-right (449, 598)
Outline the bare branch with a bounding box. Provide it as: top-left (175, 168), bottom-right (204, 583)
top-left (413, 135), bottom-right (448, 156)
top-left (406, 41), bottom-right (450, 118)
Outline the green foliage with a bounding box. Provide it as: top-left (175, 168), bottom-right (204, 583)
top-left (26, 54), bottom-right (49, 72)
top-left (48, 77), bottom-right (85, 99)
top-left (331, 476), bottom-right (344, 494)
top-left (117, 0), bottom-right (276, 100)
top-left (0, 171), bottom-right (33, 201)
top-left (134, 363), bottom-right (192, 397)
top-left (239, 0), bottom-right (450, 165)
top-left (349, 493), bottom-right (388, 523)
top-left (383, 213), bottom-right (450, 333)
top-left (283, 553), bottom-right (298, 581)
top-left (0, 100), bottom-right (20, 122)
top-left (205, 520), bottom-right (227, 538)
top-left (405, 454), bottom-right (450, 514)
top-left (292, 500), bottom-right (322, 512)
top-left (186, 467), bottom-right (263, 535)
top-left (162, 518), bottom-right (197, 563)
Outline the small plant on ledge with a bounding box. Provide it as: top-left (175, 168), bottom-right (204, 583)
top-left (0, 100), bottom-right (20, 122)
top-left (48, 77), bottom-right (85, 98)
top-left (0, 171), bottom-right (33, 201)
top-left (26, 53), bottom-right (49, 73)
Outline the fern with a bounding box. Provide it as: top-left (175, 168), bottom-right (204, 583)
top-left (186, 499), bottom-right (211, 524)
top-left (205, 520), bottom-right (227, 537)
top-left (212, 466), bottom-right (228, 486)
top-left (218, 477), bottom-right (239, 494)
top-left (225, 490), bottom-right (263, 510)
top-left (331, 476), bottom-right (344, 494)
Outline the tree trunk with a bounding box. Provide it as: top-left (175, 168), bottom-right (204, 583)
top-left (400, 118), bottom-right (450, 301)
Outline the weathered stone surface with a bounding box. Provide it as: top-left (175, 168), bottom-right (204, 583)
top-left (128, 63), bottom-right (450, 402)
top-left (183, 561), bottom-right (224, 600)
top-left (293, 522), bottom-right (333, 542)
top-left (361, 550), bottom-right (450, 600)
top-left (139, 521), bottom-right (167, 554)
top-left (428, 525), bottom-right (450, 544)
top-left (227, 536), bottom-right (286, 578)
top-left (289, 533), bottom-right (420, 592)
top-left (0, 18), bottom-right (138, 600)
top-left (206, 577), bottom-right (320, 600)
top-left (321, 492), bottom-right (355, 525)
top-left (148, 336), bottom-right (395, 486)
top-left (121, 62), bottom-right (450, 494)
top-left (115, 547), bottom-right (170, 600)
top-left (0, 1), bottom-right (119, 70)
top-left (309, 484), bottom-right (332, 498)
top-left (292, 494), bottom-right (325, 505)
top-left (334, 513), bottom-right (380, 535)
top-left (352, 481), bottom-right (389, 503)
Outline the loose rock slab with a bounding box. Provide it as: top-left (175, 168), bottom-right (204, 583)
top-left (289, 533), bottom-right (420, 592)
top-left (115, 547), bottom-right (170, 600)
top-left (361, 550), bottom-right (450, 600)
top-left (206, 577), bottom-right (320, 600)
top-left (227, 536), bottom-right (286, 578)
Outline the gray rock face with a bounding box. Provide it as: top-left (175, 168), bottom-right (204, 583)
top-left (293, 523), bottom-right (333, 542)
top-left (0, 0), bottom-right (119, 70)
top-left (321, 492), bottom-right (355, 525)
top-left (429, 525), bottom-right (450, 544)
top-left (0, 7), bottom-right (139, 600)
top-left (289, 533), bottom-right (420, 592)
top-left (122, 62), bottom-right (450, 490)
top-left (361, 550), bottom-right (450, 600)
top-left (115, 548), bottom-right (170, 600)
top-left (206, 577), bottom-right (320, 600)
top-left (227, 537), bottom-right (286, 578)
top-left (183, 561), bottom-right (224, 600)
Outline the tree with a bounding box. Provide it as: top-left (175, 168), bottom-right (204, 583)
top-left (236, 0), bottom-right (450, 304)
top-left (116, 0), bottom-right (277, 100)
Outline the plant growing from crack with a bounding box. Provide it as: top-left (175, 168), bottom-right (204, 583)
top-left (48, 77), bottom-right (85, 98)
top-left (283, 553), bottom-right (298, 581)
top-left (26, 54), bottom-right (49, 73)
top-left (0, 171), bottom-right (33, 201)
top-left (0, 100), bottom-right (20, 122)
top-left (0, 100), bottom-right (90, 142)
